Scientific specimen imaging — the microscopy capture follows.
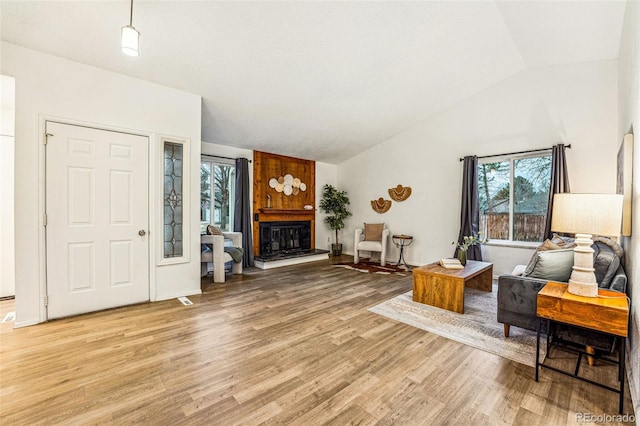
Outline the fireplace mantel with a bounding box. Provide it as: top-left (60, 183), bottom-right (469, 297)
top-left (259, 208), bottom-right (315, 216)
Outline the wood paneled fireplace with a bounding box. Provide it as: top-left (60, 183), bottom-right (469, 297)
top-left (252, 151), bottom-right (316, 257)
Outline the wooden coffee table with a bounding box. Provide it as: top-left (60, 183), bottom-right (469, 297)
top-left (412, 260), bottom-right (493, 313)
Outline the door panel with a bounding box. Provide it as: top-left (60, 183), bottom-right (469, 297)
top-left (46, 122), bottom-right (149, 319)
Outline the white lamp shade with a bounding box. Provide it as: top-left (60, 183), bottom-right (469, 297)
top-left (551, 193), bottom-right (623, 237)
top-left (121, 25), bottom-right (140, 56)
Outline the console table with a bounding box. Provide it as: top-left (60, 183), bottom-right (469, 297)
top-left (412, 260), bottom-right (493, 313)
top-left (535, 282), bottom-right (629, 413)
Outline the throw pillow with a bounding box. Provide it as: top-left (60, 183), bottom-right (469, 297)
top-left (537, 239), bottom-right (562, 252)
top-left (363, 223), bottom-right (384, 241)
top-left (524, 248), bottom-right (575, 282)
top-left (551, 233), bottom-right (576, 248)
top-left (523, 239), bottom-right (562, 275)
top-left (206, 225), bottom-right (223, 236)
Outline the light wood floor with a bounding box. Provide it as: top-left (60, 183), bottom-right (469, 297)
top-left (0, 258), bottom-right (635, 425)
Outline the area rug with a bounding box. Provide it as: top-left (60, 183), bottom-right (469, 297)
top-left (332, 259), bottom-right (409, 276)
top-left (369, 285), bottom-right (544, 367)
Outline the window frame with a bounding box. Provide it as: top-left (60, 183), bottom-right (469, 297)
top-left (478, 150), bottom-right (551, 245)
top-left (200, 155), bottom-right (236, 234)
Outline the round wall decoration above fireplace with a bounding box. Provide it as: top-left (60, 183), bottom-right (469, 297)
top-left (268, 174), bottom-right (307, 196)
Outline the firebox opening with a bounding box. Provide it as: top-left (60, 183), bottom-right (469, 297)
top-left (259, 221), bottom-right (311, 258)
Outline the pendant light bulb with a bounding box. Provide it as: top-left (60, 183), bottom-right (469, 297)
top-left (121, 0), bottom-right (140, 56)
top-left (122, 25), bottom-right (140, 56)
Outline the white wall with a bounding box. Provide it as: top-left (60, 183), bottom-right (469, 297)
top-left (1, 42), bottom-right (202, 326)
top-left (315, 162), bottom-right (339, 252)
top-left (338, 60), bottom-right (618, 276)
top-left (618, 0), bottom-right (640, 415)
top-left (0, 75), bottom-right (16, 298)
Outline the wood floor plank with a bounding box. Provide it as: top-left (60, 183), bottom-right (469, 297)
top-left (0, 258), bottom-right (635, 425)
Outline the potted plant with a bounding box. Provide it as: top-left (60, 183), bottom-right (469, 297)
top-left (319, 184), bottom-right (352, 256)
top-left (452, 233), bottom-right (487, 266)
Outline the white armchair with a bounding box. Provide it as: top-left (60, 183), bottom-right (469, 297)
top-left (201, 232), bottom-right (243, 283)
top-left (354, 224), bottom-right (389, 266)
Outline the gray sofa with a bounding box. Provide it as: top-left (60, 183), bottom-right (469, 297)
top-left (497, 237), bottom-right (627, 352)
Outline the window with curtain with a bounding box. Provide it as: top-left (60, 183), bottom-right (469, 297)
top-left (478, 153), bottom-right (552, 242)
top-left (200, 157), bottom-right (236, 234)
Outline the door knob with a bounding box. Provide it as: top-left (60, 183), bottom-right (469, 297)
top-left (138, 230), bottom-right (146, 236)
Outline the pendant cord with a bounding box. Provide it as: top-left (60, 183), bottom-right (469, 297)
top-left (129, 0), bottom-right (134, 26)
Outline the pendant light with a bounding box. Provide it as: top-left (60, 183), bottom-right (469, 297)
top-left (121, 0), bottom-right (140, 56)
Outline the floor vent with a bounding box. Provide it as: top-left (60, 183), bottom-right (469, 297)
top-left (178, 297), bottom-right (193, 306)
top-left (2, 311), bottom-right (16, 323)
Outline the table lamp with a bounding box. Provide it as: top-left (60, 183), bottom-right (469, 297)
top-left (550, 193), bottom-right (623, 297)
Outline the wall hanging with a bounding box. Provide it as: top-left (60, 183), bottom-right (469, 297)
top-left (371, 197), bottom-right (392, 214)
top-left (268, 173), bottom-right (307, 196)
top-left (388, 184), bottom-right (412, 202)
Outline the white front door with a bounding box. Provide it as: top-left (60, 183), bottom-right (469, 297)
top-left (45, 122), bottom-right (149, 319)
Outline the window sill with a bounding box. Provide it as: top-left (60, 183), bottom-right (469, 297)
top-left (484, 240), bottom-right (539, 250)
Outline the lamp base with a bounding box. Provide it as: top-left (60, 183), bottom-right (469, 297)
top-left (567, 233), bottom-right (599, 298)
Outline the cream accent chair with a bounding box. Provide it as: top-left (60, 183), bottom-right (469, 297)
top-left (201, 232), bottom-right (243, 283)
top-left (354, 225), bottom-right (389, 266)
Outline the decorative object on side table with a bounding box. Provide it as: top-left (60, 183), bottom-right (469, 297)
top-left (371, 197), bottom-right (392, 214)
top-left (319, 184), bottom-right (352, 256)
top-left (550, 193), bottom-right (623, 297)
top-left (388, 184), bottom-right (412, 202)
top-left (452, 233), bottom-right (486, 266)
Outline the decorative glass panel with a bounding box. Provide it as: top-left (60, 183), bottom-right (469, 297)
top-left (164, 142), bottom-right (183, 258)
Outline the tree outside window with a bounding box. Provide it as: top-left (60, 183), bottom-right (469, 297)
top-left (478, 155), bottom-right (551, 242)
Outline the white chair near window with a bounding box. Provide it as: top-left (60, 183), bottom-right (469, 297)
top-left (200, 231), bottom-right (243, 283)
top-left (354, 223), bottom-right (389, 266)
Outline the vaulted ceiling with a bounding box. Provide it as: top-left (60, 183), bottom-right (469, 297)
top-left (0, 1), bottom-right (627, 164)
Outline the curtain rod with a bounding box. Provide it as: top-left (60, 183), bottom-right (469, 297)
top-left (203, 154), bottom-right (252, 163)
top-left (459, 144), bottom-right (571, 162)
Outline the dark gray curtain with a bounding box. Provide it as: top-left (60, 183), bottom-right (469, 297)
top-left (543, 144), bottom-right (570, 240)
top-left (456, 156), bottom-right (482, 260)
top-left (234, 158), bottom-right (254, 267)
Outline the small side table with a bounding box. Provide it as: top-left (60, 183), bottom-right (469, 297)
top-left (535, 282), bottom-right (629, 414)
top-left (392, 234), bottom-right (413, 269)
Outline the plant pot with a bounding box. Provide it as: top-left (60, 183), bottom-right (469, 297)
top-left (331, 243), bottom-right (343, 257)
top-left (457, 249), bottom-right (467, 266)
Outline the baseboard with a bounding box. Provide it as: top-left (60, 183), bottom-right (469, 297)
top-left (626, 332), bottom-right (639, 420)
top-left (256, 252), bottom-right (329, 269)
top-left (14, 318), bottom-right (40, 328)
top-left (155, 289), bottom-right (202, 302)
top-left (626, 366), bottom-right (639, 422)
